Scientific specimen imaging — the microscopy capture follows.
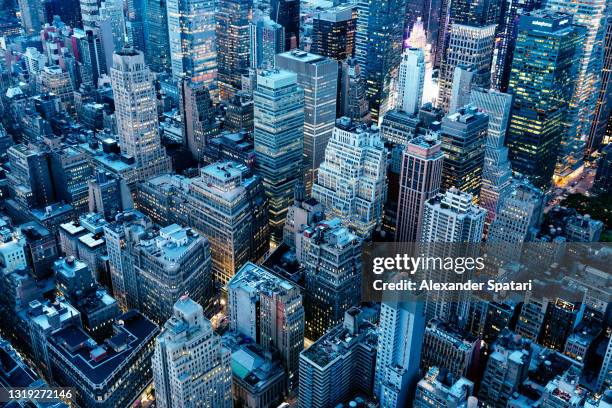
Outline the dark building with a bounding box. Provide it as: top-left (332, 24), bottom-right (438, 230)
top-left (42, 0), bottom-right (82, 28)
top-left (594, 144), bottom-right (612, 195)
top-left (224, 92), bottom-right (254, 134)
top-left (311, 5), bottom-right (356, 61)
top-left (144, 0), bottom-right (171, 73)
top-left (270, 0), bottom-right (300, 51)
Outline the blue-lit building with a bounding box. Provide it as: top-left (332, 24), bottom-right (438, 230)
top-left (506, 11), bottom-right (583, 189)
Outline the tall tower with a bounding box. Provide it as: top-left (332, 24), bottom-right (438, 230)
top-left (397, 48), bottom-right (425, 115)
top-left (216, 0), bottom-right (252, 100)
top-left (437, 23), bottom-right (495, 112)
top-left (449, 65), bottom-right (475, 114)
top-left (253, 70), bottom-right (304, 244)
top-left (152, 297), bottom-right (233, 408)
top-left (440, 105), bottom-right (488, 201)
top-left (311, 5), bottom-right (357, 61)
top-left (249, 13), bottom-right (285, 70)
top-left (275, 50), bottom-right (338, 193)
top-left (546, 0), bottom-right (607, 167)
top-left (374, 301), bottom-right (426, 407)
top-left (355, 0), bottom-right (406, 122)
top-left (270, 0), bottom-right (299, 50)
top-left (79, 0), bottom-right (100, 29)
top-left (395, 133), bottom-right (444, 243)
top-left (145, 0), bottom-right (171, 73)
top-left (506, 12), bottom-right (583, 189)
top-left (167, 0), bottom-right (218, 98)
top-left (110, 48), bottom-right (171, 180)
top-left (470, 88), bottom-right (513, 228)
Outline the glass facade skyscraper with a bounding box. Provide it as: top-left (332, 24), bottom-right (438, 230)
top-left (506, 11), bottom-right (583, 189)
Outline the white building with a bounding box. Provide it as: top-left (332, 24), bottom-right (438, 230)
top-left (312, 117), bottom-right (388, 238)
top-left (153, 297), bottom-right (232, 408)
top-left (110, 48), bottom-right (171, 180)
top-left (397, 48), bottom-right (425, 115)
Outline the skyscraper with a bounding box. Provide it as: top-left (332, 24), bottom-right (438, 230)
top-left (227, 262), bottom-right (304, 388)
top-left (126, 0), bottom-right (146, 51)
top-left (492, 0), bottom-right (539, 92)
top-left (153, 297), bottom-right (233, 408)
top-left (355, 0), bottom-right (406, 121)
top-left (275, 50), bottom-right (338, 192)
top-left (145, 0), bottom-right (171, 73)
top-left (395, 133), bottom-right (444, 243)
top-left (588, 12), bottom-right (612, 154)
top-left (179, 79), bottom-right (220, 162)
top-left (312, 117), bottom-right (388, 238)
top-left (298, 218), bottom-right (362, 340)
top-left (167, 0), bottom-right (218, 97)
top-left (249, 13), bottom-right (285, 70)
top-left (270, 0), bottom-right (299, 50)
top-left (506, 12), bottom-right (582, 189)
top-left (110, 49), bottom-right (171, 180)
top-left (253, 69), bottom-right (304, 244)
top-left (338, 58), bottom-right (369, 122)
top-left (311, 5), bottom-right (357, 61)
top-left (440, 105), bottom-right (488, 201)
top-left (448, 65), bottom-right (475, 114)
top-left (375, 301), bottom-right (426, 407)
top-left (397, 48), bottom-right (425, 115)
top-left (469, 88), bottom-right (513, 228)
top-left (421, 188), bottom-right (485, 243)
top-left (546, 0), bottom-right (607, 171)
top-left (216, 0), bottom-right (252, 100)
top-left (437, 23), bottom-right (495, 112)
top-left (79, 0), bottom-right (99, 29)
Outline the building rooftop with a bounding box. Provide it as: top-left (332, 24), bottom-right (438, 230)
top-left (135, 224), bottom-right (202, 269)
top-left (26, 298), bottom-right (80, 333)
top-left (228, 262), bottom-right (298, 298)
top-left (47, 310), bottom-right (158, 385)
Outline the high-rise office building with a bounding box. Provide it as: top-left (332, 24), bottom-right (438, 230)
top-left (311, 5), bottom-right (357, 61)
top-left (421, 188), bottom-right (485, 243)
top-left (179, 79), bottom-right (220, 162)
top-left (375, 301), bottom-right (426, 407)
top-left (126, 0), bottom-right (145, 51)
top-left (216, 0), bottom-right (252, 100)
top-left (506, 12), bottom-right (582, 189)
top-left (397, 48), bottom-right (425, 115)
top-left (448, 65), bottom-right (475, 114)
top-left (338, 58), bottom-right (369, 122)
top-left (133, 224), bottom-right (213, 324)
top-left (597, 335), bottom-right (612, 392)
top-left (110, 48), bottom-right (171, 180)
top-left (79, 0), bottom-right (99, 29)
top-left (469, 88), bottom-right (513, 227)
top-left (275, 50), bottom-right (338, 192)
top-left (153, 297), bottom-right (233, 408)
top-left (588, 12), bottom-right (612, 154)
top-left (253, 69), bottom-right (304, 244)
top-left (437, 23), bottom-right (495, 112)
top-left (488, 179), bottom-right (543, 244)
top-left (440, 105), bottom-right (488, 200)
top-left (395, 133), bottom-right (444, 243)
top-left (312, 117), bottom-right (388, 238)
top-left (249, 12), bottom-right (285, 70)
top-left (145, 0), bottom-right (171, 73)
top-left (298, 307), bottom-right (378, 408)
top-left (270, 0), bottom-right (299, 50)
top-left (227, 262), bottom-right (304, 388)
top-left (355, 0), bottom-right (406, 121)
top-left (298, 218), bottom-right (362, 340)
top-left (167, 0), bottom-right (218, 97)
top-left (492, 0), bottom-right (539, 91)
top-left (546, 0), bottom-right (607, 168)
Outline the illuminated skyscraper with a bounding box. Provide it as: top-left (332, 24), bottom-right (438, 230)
top-left (167, 0), bottom-right (218, 97)
top-left (469, 88), bottom-right (513, 228)
top-left (254, 70), bottom-right (304, 243)
top-left (153, 297), bottom-right (233, 408)
top-left (145, 0), bottom-right (171, 72)
top-left (275, 50), bottom-right (338, 192)
top-left (311, 5), bottom-right (357, 61)
top-left (216, 0), bottom-right (252, 100)
top-left (546, 0), bottom-right (607, 172)
top-left (437, 23), bottom-right (495, 112)
top-left (440, 105), bottom-right (488, 200)
top-left (249, 12), bottom-right (285, 70)
top-left (110, 49), bottom-right (171, 180)
top-left (395, 133), bottom-right (444, 243)
top-left (506, 12), bottom-right (583, 189)
top-left (397, 48), bottom-right (425, 115)
top-left (355, 0), bottom-right (406, 122)
top-left (312, 117), bottom-right (388, 239)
